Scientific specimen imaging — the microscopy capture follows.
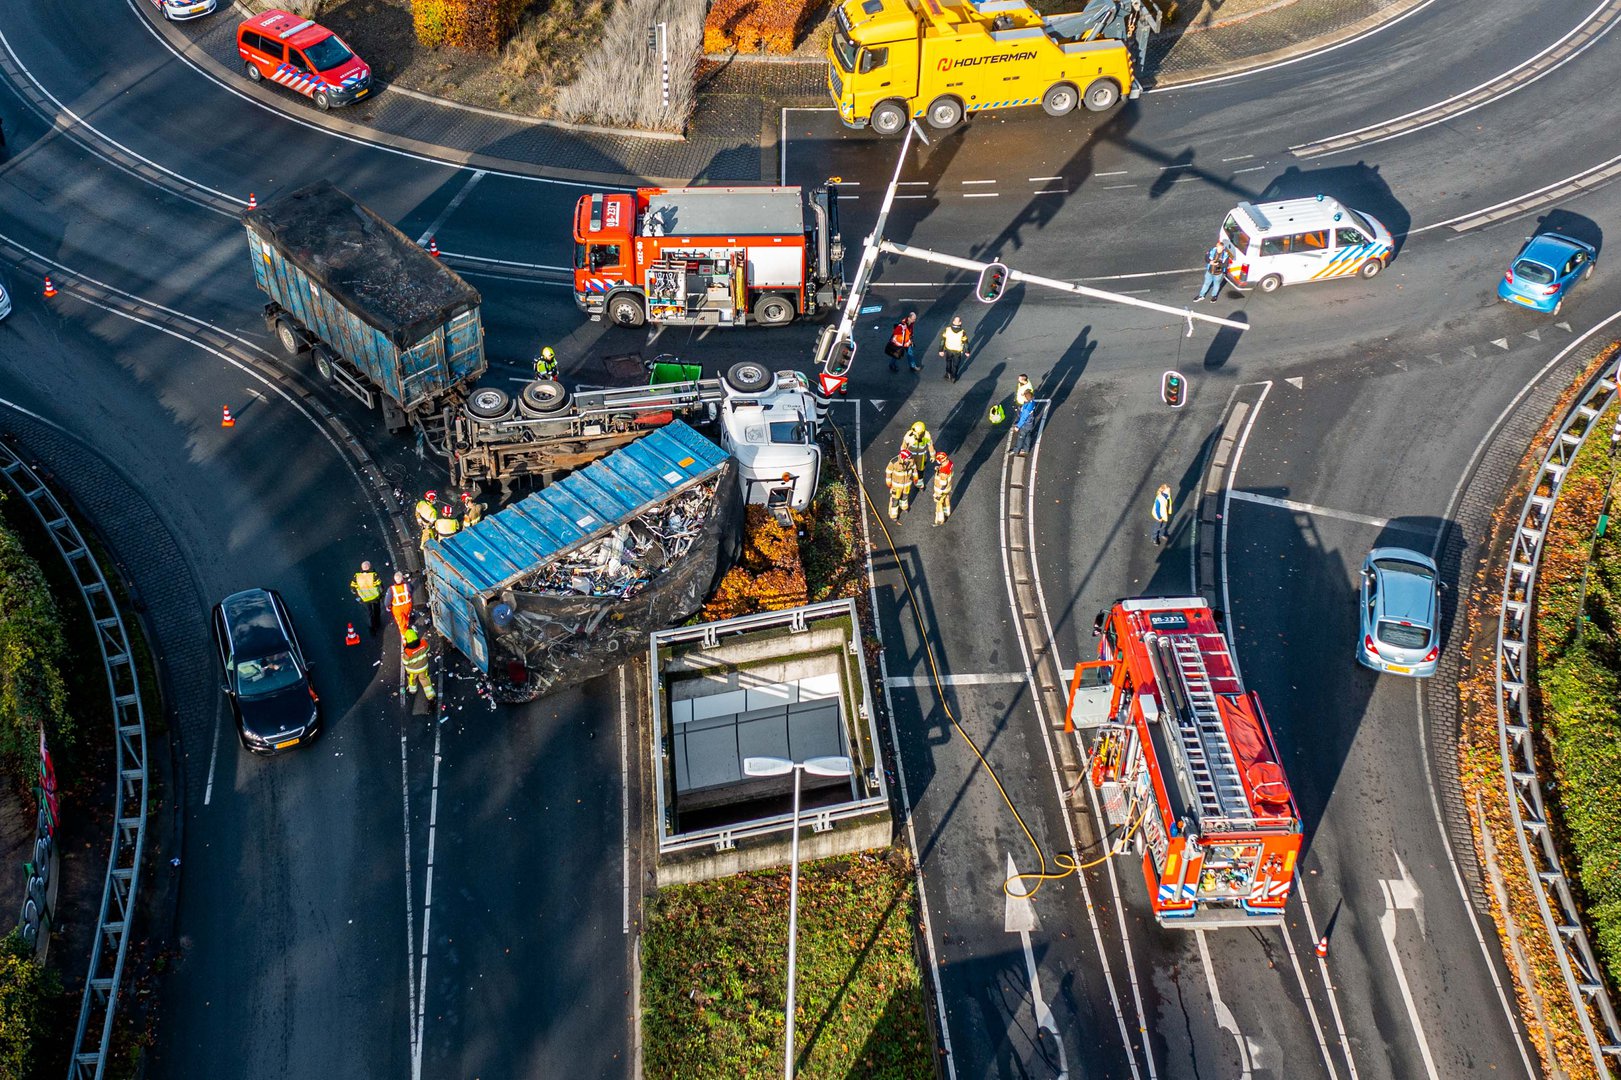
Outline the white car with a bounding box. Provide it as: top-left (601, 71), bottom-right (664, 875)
top-left (0, 279), bottom-right (11, 321)
top-left (151, 0), bottom-right (217, 21)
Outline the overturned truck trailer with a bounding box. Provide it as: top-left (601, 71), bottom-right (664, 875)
top-left (424, 422), bottom-right (742, 701)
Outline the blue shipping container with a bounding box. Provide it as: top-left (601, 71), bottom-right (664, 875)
top-left (425, 422), bottom-right (730, 671)
top-left (244, 182), bottom-right (486, 411)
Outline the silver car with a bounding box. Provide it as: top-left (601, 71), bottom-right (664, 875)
top-left (1357, 547), bottom-right (1441, 677)
top-left (0, 278), bottom-right (10, 321)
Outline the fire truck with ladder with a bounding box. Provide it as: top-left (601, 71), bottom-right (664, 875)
top-left (1070, 597), bottom-right (1302, 925)
top-left (572, 184), bottom-right (844, 329)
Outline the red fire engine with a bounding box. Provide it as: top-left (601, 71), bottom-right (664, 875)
top-left (1070, 597), bottom-right (1302, 925)
top-left (572, 184), bottom-right (843, 329)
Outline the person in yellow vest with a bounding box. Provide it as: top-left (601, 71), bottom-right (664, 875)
top-left (349, 560), bottom-right (382, 632)
top-left (414, 491), bottom-right (438, 548)
top-left (459, 491), bottom-right (485, 527)
top-left (534, 346), bottom-right (558, 379)
top-left (937, 315), bottom-right (970, 382)
top-left (932, 452), bottom-right (954, 526)
top-left (886, 449), bottom-right (915, 519)
top-left (1014, 374), bottom-right (1035, 407)
top-left (433, 505), bottom-right (461, 541)
top-left (389, 572), bottom-right (413, 636)
top-left (900, 422), bottom-right (933, 481)
top-left (402, 629), bottom-right (436, 700)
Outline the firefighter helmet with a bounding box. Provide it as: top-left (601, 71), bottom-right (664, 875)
top-left (424, 490), bottom-right (437, 502)
top-left (910, 422), bottom-right (926, 437)
top-left (403, 629), bottom-right (420, 645)
top-left (934, 451), bottom-right (949, 465)
top-left (540, 346), bottom-right (555, 360)
top-left (898, 449), bottom-right (911, 460)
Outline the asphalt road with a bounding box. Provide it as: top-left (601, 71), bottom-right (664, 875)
top-left (3, 0), bottom-right (1619, 1073)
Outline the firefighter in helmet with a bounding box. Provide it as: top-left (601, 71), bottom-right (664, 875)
top-left (886, 449), bottom-right (914, 520)
top-left (415, 490), bottom-right (438, 547)
top-left (931, 451), bottom-right (954, 526)
top-left (534, 346), bottom-right (558, 380)
top-left (434, 504), bottom-right (462, 541)
top-left (460, 490), bottom-right (486, 527)
top-left (402, 628), bottom-right (436, 700)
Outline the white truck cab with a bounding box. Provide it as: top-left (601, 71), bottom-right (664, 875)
top-left (1220, 196), bottom-right (1393, 294)
top-left (717, 368), bottom-right (821, 511)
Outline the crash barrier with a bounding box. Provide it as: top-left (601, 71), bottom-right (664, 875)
top-left (18, 730), bottom-right (61, 956)
top-left (1495, 357), bottom-right (1621, 1074)
top-left (0, 440), bottom-right (149, 1080)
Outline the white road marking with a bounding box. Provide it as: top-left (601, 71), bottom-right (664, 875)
top-left (398, 717), bottom-right (420, 1066)
top-left (1276, 908), bottom-right (1345, 1080)
top-left (203, 699), bottom-right (224, 806)
top-left (884, 672), bottom-right (1027, 687)
top-left (895, 194), bottom-right (929, 200)
top-left (1001, 403), bottom-right (1152, 1080)
top-left (898, 180), bottom-right (932, 185)
top-left (1170, 176), bottom-right (1200, 184)
top-left (1028, 175), bottom-right (1063, 181)
top-left (1033, 189), bottom-right (1068, 195)
top-left (1160, 163), bottom-right (1194, 172)
top-left (1226, 490), bottom-right (1437, 534)
top-left (962, 179), bottom-right (997, 185)
top-left (620, 667), bottom-right (631, 934)
top-left (963, 192), bottom-right (1000, 198)
top-left (1006, 854), bottom-right (1069, 1080)
top-left (1380, 854), bottom-right (1442, 1080)
top-left (845, 400), bottom-right (958, 1079)
top-left (411, 710), bottom-right (445, 1080)
top-left (1233, 166), bottom-right (1267, 174)
top-left (1103, 184), bottom-right (1138, 190)
top-left (1197, 930), bottom-right (1257, 1079)
top-left (415, 170), bottom-right (487, 245)
top-left (1096, 170), bottom-right (1129, 177)
top-left (1222, 155), bottom-right (1255, 162)
top-left (245, 388), bottom-right (267, 402)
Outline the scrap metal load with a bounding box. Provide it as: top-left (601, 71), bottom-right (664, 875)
top-left (1075, 597), bottom-right (1302, 926)
top-left (242, 181), bottom-right (486, 432)
top-left (424, 422), bottom-right (741, 701)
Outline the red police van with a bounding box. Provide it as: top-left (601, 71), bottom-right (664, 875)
top-left (237, 10), bottom-right (371, 111)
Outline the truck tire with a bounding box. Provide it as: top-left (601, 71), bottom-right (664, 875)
top-left (725, 362), bottom-right (773, 394)
top-left (752, 294), bottom-right (796, 327)
top-left (465, 387), bottom-right (516, 422)
top-left (925, 96), bottom-right (963, 130)
top-left (1042, 83), bottom-right (1078, 117)
top-left (275, 319), bottom-right (306, 356)
top-left (244, 62), bottom-right (263, 83)
top-left (607, 294), bottom-right (645, 327)
top-left (1082, 78), bottom-right (1121, 112)
top-left (1357, 258), bottom-right (1383, 280)
top-left (314, 90), bottom-right (332, 112)
top-left (1257, 274), bottom-right (1283, 294)
top-left (312, 345), bottom-right (336, 382)
top-left (869, 101), bottom-right (907, 137)
top-left (517, 379), bottom-right (569, 417)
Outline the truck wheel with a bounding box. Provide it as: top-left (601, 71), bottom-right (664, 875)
top-left (465, 387), bottom-right (515, 422)
top-left (607, 294), bottom-right (645, 327)
top-left (1257, 274), bottom-right (1283, 294)
top-left (869, 101), bottom-right (907, 137)
top-left (753, 294), bottom-right (795, 327)
top-left (312, 346), bottom-right (336, 382)
top-left (313, 90), bottom-right (332, 112)
top-left (925, 96), bottom-right (963, 130)
top-left (1082, 78), bottom-right (1121, 112)
top-left (275, 319), bottom-right (306, 356)
top-left (725, 362), bottom-right (773, 394)
top-left (1042, 83), bottom-right (1078, 117)
top-left (244, 62), bottom-right (263, 83)
top-left (1357, 258), bottom-right (1383, 280)
top-left (518, 379), bottom-right (569, 417)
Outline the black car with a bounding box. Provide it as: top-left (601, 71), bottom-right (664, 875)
top-left (211, 588), bottom-right (319, 754)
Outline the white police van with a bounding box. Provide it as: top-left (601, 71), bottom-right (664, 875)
top-left (1219, 196), bottom-right (1393, 294)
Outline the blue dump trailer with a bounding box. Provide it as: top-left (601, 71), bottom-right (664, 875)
top-left (243, 181), bottom-right (486, 432)
top-left (424, 422), bottom-right (741, 701)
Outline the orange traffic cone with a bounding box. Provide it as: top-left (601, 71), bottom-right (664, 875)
top-left (221, 406), bottom-right (235, 428)
top-left (42, 276), bottom-right (57, 298)
top-left (247, 192), bottom-right (258, 210)
top-left (427, 237), bottom-right (440, 258)
top-left (345, 623), bottom-right (360, 646)
top-left (1314, 935), bottom-right (1329, 959)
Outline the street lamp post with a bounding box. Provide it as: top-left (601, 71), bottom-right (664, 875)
top-left (743, 754), bottom-right (853, 1079)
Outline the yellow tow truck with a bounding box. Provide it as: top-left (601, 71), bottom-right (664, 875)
top-left (828, 0), bottom-right (1163, 135)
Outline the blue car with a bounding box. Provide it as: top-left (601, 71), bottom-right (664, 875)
top-left (1498, 232), bottom-right (1597, 315)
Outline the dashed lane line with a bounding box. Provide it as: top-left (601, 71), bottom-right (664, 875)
top-left (1225, 490), bottom-right (1438, 535)
top-left (884, 673), bottom-right (1028, 687)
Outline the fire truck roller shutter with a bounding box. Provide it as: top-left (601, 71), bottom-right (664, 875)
top-left (748, 247), bottom-right (803, 290)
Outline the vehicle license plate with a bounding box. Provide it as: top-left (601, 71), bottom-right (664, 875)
top-left (1513, 295), bottom-right (1537, 306)
top-left (275, 738), bottom-right (300, 749)
top-left (1386, 665), bottom-right (1411, 674)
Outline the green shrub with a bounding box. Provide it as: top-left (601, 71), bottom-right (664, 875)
top-left (0, 519), bottom-right (72, 789)
top-left (0, 931), bottom-right (62, 1079)
top-left (412, 0), bottom-right (527, 52)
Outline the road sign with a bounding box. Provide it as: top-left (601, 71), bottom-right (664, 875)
top-left (818, 372), bottom-right (848, 397)
top-left (860, 304), bottom-right (883, 314)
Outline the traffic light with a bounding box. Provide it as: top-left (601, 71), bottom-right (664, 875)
top-left (826, 338), bottom-right (856, 377)
top-left (1161, 370), bottom-right (1186, 409)
top-left (976, 262), bottom-right (1009, 304)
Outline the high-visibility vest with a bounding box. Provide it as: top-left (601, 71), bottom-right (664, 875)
top-left (941, 326), bottom-right (967, 352)
top-left (434, 516), bottom-right (461, 539)
top-left (1015, 381), bottom-right (1034, 406)
top-left (402, 642), bottom-right (430, 674)
top-left (890, 321), bottom-right (913, 348)
top-left (351, 571), bottom-right (381, 601)
top-left (415, 499), bottom-right (437, 527)
top-left (902, 431), bottom-right (932, 459)
top-left (389, 583), bottom-right (412, 610)
top-left (462, 501), bottom-right (484, 526)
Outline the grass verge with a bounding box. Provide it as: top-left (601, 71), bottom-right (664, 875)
top-left (641, 848), bottom-right (932, 1079)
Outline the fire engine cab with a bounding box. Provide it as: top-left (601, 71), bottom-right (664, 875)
top-left (573, 184), bottom-right (843, 329)
top-left (1072, 597), bottom-right (1302, 926)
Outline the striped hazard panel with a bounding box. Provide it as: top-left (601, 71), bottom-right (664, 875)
top-left (271, 63), bottom-right (325, 97)
top-left (1309, 242), bottom-right (1390, 280)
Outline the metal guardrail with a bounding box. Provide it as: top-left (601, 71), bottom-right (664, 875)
top-left (1494, 359), bottom-right (1621, 1076)
top-left (0, 440), bottom-right (150, 1080)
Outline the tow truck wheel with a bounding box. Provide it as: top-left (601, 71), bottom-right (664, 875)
top-left (925, 96), bottom-right (963, 130)
top-left (1257, 274), bottom-right (1283, 294)
top-left (607, 294), bottom-right (645, 327)
top-left (274, 319), bottom-right (305, 356)
top-left (518, 379), bottom-right (569, 417)
top-left (725, 362), bottom-right (773, 394)
top-left (752, 294), bottom-right (795, 327)
top-left (312, 345), bottom-right (336, 382)
top-left (244, 62), bottom-right (263, 83)
top-left (1041, 83), bottom-right (1078, 117)
top-left (1358, 258), bottom-right (1383, 280)
top-left (314, 90), bottom-right (332, 111)
top-left (465, 387), bottom-right (516, 422)
top-left (1082, 78), bottom-right (1121, 112)
top-left (870, 101), bottom-right (907, 137)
